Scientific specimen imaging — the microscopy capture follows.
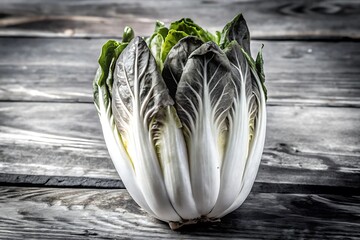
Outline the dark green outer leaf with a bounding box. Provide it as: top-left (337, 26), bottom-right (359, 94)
top-left (93, 67), bottom-right (101, 110)
top-left (241, 46), bottom-right (267, 100)
top-left (93, 67), bottom-right (110, 111)
top-left (224, 41), bottom-right (253, 101)
top-left (106, 43), bottom-right (128, 94)
top-left (255, 45), bottom-right (267, 99)
top-left (112, 37), bottom-right (174, 135)
top-left (162, 36), bottom-right (203, 100)
top-left (174, 42), bottom-right (235, 215)
top-left (175, 42), bottom-right (234, 135)
top-left (220, 13), bottom-right (250, 53)
top-left (97, 40), bottom-right (120, 86)
top-left (94, 27), bottom-right (134, 110)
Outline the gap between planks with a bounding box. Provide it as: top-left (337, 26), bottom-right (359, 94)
top-left (0, 173), bottom-right (359, 196)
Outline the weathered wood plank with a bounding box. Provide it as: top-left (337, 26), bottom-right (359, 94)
top-left (1, 173), bottom-right (359, 195)
top-left (0, 0), bottom-right (359, 39)
top-left (0, 173), bottom-right (125, 189)
top-left (0, 102), bottom-right (359, 190)
top-left (0, 187), bottom-right (359, 239)
top-left (0, 38), bottom-right (359, 106)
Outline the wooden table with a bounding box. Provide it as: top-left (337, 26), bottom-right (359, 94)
top-left (0, 0), bottom-right (359, 239)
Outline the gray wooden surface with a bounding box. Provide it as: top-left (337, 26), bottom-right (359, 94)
top-left (1, 187), bottom-right (359, 239)
top-left (1, 39), bottom-right (359, 106)
top-left (0, 0), bottom-right (359, 39)
top-left (0, 0), bottom-right (359, 239)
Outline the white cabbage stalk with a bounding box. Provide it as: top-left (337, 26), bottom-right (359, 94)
top-left (93, 13), bottom-right (267, 229)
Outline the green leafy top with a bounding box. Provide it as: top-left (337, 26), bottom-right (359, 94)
top-left (94, 12), bottom-right (267, 112)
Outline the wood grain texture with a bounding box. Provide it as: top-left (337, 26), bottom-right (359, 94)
top-left (0, 173), bottom-right (125, 189)
top-left (1, 173), bottom-right (359, 196)
top-left (0, 38), bottom-right (359, 106)
top-left (0, 187), bottom-right (359, 239)
top-left (0, 102), bottom-right (359, 190)
top-left (0, 0), bottom-right (359, 39)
